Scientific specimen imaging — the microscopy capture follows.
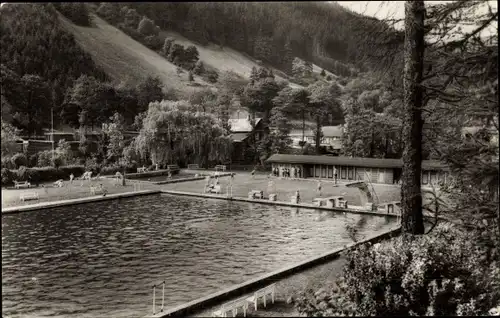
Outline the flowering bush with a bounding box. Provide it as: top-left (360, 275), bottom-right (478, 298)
top-left (294, 223), bottom-right (500, 316)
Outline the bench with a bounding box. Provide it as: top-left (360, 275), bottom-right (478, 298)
top-left (188, 164), bottom-right (200, 169)
top-left (90, 187), bottom-right (106, 195)
top-left (167, 164), bottom-right (180, 171)
top-left (248, 190), bottom-right (264, 199)
top-left (20, 192), bottom-right (39, 202)
top-left (215, 165), bottom-right (226, 171)
top-left (206, 184), bottom-right (222, 194)
top-left (212, 297), bottom-right (249, 317)
top-left (53, 179), bottom-right (64, 188)
top-left (313, 198), bottom-right (326, 207)
top-left (14, 181), bottom-right (31, 189)
top-left (137, 167), bottom-right (146, 173)
top-left (246, 283), bottom-right (276, 311)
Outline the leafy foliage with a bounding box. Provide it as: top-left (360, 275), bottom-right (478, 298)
top-left (0, 4), bottom-right (108, 128)
top-left (54, 3), bottom-right (91, 26)
top-left (10, 153), bottom-right (27, 169)
top-left (1, 120), bottom-right (20, 158)
top-left (115, 2), bottom-right (389, 75)
top-left (134, 100), bottom-right (233, 167)
top-left (294, 224), bottom-right (500, 316)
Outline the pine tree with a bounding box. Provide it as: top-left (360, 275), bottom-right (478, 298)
top-left (401, 0), bottom-right (425, 235)
top-left (249, 66), bottom-right (259, 84)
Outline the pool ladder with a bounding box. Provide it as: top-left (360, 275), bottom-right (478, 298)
top-left (152, 281), bottom-right (166, 315)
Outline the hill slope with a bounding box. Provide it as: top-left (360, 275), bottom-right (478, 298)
top-left (157, 29), bottom-right (312, 88)
top-left (58, 13), bottom-right (214, 95)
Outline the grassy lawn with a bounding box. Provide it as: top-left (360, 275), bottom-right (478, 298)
top-left (1, 178), bottom-right (157, 209)
top-left (58, 13), bottom-right (213, 94)
top-left (161, 172), bottom-right (405, 206)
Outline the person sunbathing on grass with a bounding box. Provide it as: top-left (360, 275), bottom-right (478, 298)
top-left (54, 179), bottom-right (64, 188)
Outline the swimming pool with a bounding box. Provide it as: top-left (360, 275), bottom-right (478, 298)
top-left (2, 194), bottom-right (396, 318)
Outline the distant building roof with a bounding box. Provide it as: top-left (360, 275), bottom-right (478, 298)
top-left (43, 132), bottom-right (75, 136)
top-left (230, 132), bottom-right (250, 142)
top-left (322, 126), bottom-right (343, 138)
top-left (266, 154), bottom-right (447, 170)
top-left (228, 118), bottom-right (262, 132)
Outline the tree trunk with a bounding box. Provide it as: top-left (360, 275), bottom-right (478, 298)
top-left (401, 1), bottom-right (425, 235)
top-left (315, 115), bottom-right (321, 154)
top-left (302, 109), bottom-right (305, 146)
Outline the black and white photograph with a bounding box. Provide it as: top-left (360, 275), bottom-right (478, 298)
top-left (1, 1), bottom-right (498, 317)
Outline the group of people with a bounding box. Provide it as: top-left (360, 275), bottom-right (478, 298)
top-left (272, 166), bottom-right (302, 179)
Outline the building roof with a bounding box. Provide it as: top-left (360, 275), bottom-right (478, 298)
top-left (286, 125), bottom-right (344, 138)
top-left (228, 118), bottom-right (262, 132)
top-left (266, 154), bottom-right (448, 170)
top-left (230, 132), bottom-right (250, 142)
top-left (322, 126), bottom-right (343, 138)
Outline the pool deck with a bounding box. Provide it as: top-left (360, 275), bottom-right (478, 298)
top-left (1, 189), bottom-right (160, 214)
top-left (160, 190), bottom-right (400, 218)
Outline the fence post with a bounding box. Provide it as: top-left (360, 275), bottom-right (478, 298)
top-left (153, 285), bottom-right (156, 315)
top-left (161, 281), bottom-right (165, 312)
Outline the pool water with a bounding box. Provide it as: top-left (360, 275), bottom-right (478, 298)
top-left (2, 194), bottom-right (396, 318)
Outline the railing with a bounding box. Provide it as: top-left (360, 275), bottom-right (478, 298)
top-left (152, 281), bottom-right (166, 315)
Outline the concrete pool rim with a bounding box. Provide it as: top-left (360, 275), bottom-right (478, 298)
top-left (1, 190), bottom-right (161, 214)
top-left (146, 227), bottom-right (402, 318)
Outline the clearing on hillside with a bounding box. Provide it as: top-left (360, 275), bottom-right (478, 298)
top-left (58, 13), bottom-right (214, 95)
top-left (157, 29), bottom-right (314, 89)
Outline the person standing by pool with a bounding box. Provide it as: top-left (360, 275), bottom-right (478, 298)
top-left (317, 180), bottom-right (322, 197)
top-left (333, 167), bottom-right (338, 185)
top-left (69, 173), bottom-right (74, 184)
top-left (296, 189), bottom-right (300, 203)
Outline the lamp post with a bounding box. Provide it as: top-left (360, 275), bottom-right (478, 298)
top-left (51, 107), bottom-right (54, 166)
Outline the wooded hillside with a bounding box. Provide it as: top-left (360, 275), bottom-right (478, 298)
top-left (111, 2), bottom-right (397, 77)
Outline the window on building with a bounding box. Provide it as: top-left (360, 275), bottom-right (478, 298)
top-left (328, 166), bottom-right (333, 178)
top-left (322, 165), bottom-right (327, 178)
top-left (422, 171), bottom-right (429, 184)
top-left (357, 168), bottom-right (364, 180)
top-left (347, 167), bottom-right (353, 180)
top-left (341, 166), bottom-right (347, 179)
top-left (315, 165), bottom-right (320, 177)
top-left (430, 171), bottom-right (438, 184)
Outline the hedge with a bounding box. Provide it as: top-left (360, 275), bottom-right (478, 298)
top-left (5, 165), bottom-right (85, 185)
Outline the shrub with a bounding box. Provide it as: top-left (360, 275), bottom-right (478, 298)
top-left (10, 153), bottom-right (28, 169)
top-left (1, 157), bottom-right (14, 169)
top-left (16, 166), bottom-right (28, 181)
top-left (1, 168), bottom-right (13, 186)
top-left (144, 35), bottom-right (163, 50)
top-left (137, 16), bottom-right (157, 36)
top-left (28, 153), bottom-right (38, 167)
top-left (85, 157), bottom-right (100, 174)
top-left (37, 150), bottom-right (54, 167)
top-left (188, 71), bottom-right (194, 82)
top-left (294, 223), bottom-right (500, 316)
top-left (206, 70), bottom-right (219, 83)
top-left (326, 75), bottom-right (332, 81)
top-left (100, 163), bottom-right (138, 176)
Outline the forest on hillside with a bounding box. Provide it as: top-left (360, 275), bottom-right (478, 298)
top-left (0, 3), bottom-right (172, 136)
top-left (105, 2), bottom-right (399, 78)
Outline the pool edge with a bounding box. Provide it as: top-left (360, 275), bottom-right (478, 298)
top-left (146, 227), bottom-right (401, 318)
top-left (2, 190), bottom-right (161, 214)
